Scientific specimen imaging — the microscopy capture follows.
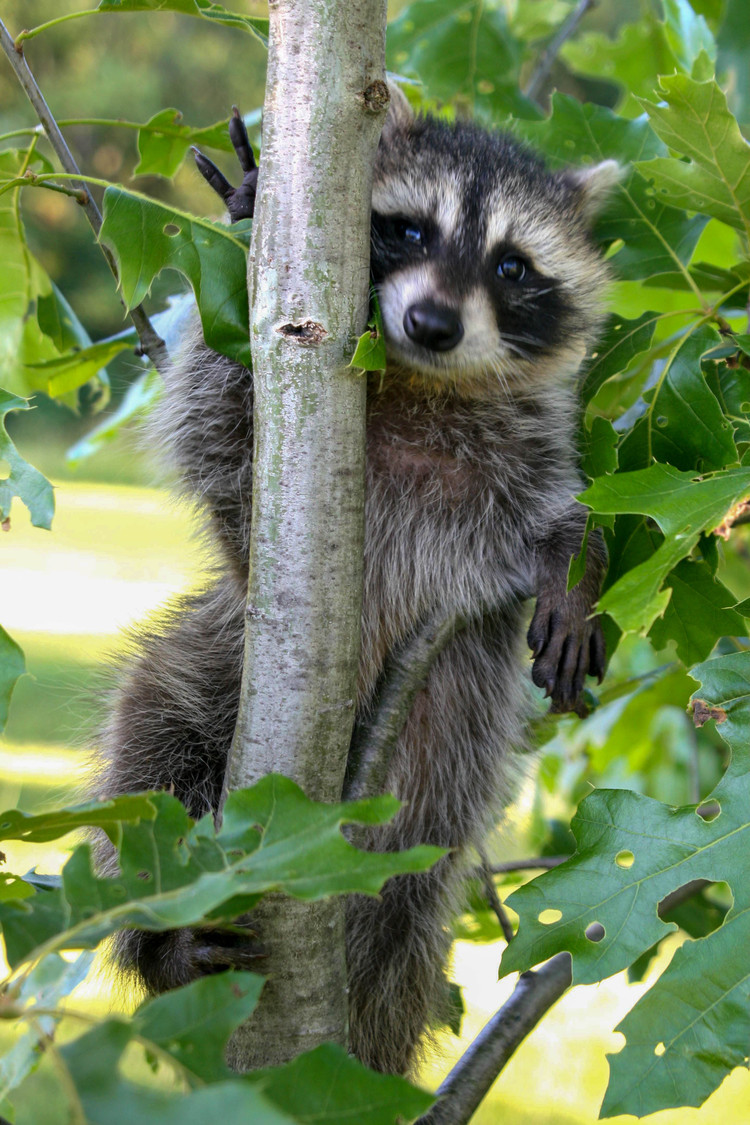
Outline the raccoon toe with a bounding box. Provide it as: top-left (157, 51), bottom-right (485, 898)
top-left (194, 106), bottom-right (258, 223)
top-left (530, 608), bottom-right (602, 716)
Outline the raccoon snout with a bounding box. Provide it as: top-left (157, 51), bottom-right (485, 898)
top-left (403, 301), bottom-right (464, 352)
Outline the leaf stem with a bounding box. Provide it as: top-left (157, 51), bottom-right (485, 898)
top-left (14, 10), bottom-right (100, 44)
top-left (0, 17), bottom-right (167, 372)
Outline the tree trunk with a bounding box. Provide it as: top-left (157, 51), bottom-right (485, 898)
top-left (223, 0), bottom-right (388, 1071)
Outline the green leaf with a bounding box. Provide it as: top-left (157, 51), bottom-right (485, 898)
top-left (618, 326), bottom-right (737, 472)
top-left (562, 22), bottom-right (678, 105)
top-left (249, 1043), bottom-right (434, 1124)
top-left (515, 95), bottom-right (708, 280)
top-left (581, 417), bottom-right (618, 480)
top-left (386, 0), bottom-right (539, 121)
top-left (0, 793), bottom-right (156, 844)
top-left (61, 1021), bottom-right (297, 1125)
top-left (0, 777), bottom-right (443, 968)
top-left (350, 294), bottom-right (386, 371)
top-left (0, 626), bottom-right (24, 734)
top-left (134, 972), bottom-right (264, 1082)
top-left (25, 339), bottom-right (134, 399)
top-left (135, 109), bottom-right (235, 179)
top-left (0, 151), bottom-right (65, 397)
top-left (580, 462), bottom-right (750, 632)
top-left (637, 76), bottom-right (750, 239)
top-left (661, 0), bottom-right (717, 73)
top-left (0, 953), bottom-right (95, 1100)
top-left (647, 558), bottom-right (747, 663)
top-left (96, 0), bottom-right (268, 43)
top-left (0, 391), bottom-right (54, 529)
top-left (100, 186), bottom-right (251, 364)
top-left (600, 654), bottom-right (750, 1116)
top-left (580, 311), bottom-right (659, 406)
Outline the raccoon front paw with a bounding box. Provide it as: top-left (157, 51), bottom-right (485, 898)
top-left (527, 598), bottom-right (606, 717)
top-left (193, 106), bottom-right (258, 223)
top-left (114, 922), bottom-right (265, 995)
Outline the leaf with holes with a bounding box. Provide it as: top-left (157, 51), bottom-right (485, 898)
top-left (515, 94), bottom-right (708, 280)
top-left (637, 76), bottom-right (750, 238)
top-left (100, 187), bottom-right (251, 364)
top-left (501, 653), bottom-right (750, 1117)
top-left (601, 653), bottom-right (750, 1117)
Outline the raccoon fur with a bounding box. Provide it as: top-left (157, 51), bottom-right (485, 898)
top-left (96, 85), bottom-right (615, 1076)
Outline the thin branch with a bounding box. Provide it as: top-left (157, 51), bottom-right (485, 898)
top-left (343, 608), bottom-right (469, 801)
top-left (415, 954), bottom-right (573, 1125)
top-left (0, 18), bottom-right (167, 372)
top-left (477, 848), bottom-right (514, 944)
top-left (427, 876), bottom-right (712, 1125)
top-left (524, 0), bottom-right (597, 104)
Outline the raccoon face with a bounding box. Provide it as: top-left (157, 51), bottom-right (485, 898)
top-left (371, 87), bottom-right (618, 394)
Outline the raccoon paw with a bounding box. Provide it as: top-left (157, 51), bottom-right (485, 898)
top-left (113, 922), bottom-right (265, 995)
top-left (193, 106), bottom-right (258, 223)
top-left (527, 599), bottom-right (606, 717)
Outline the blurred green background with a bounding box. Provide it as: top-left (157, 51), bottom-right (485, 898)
top-left (2, 1), bottom-right (750, 1122)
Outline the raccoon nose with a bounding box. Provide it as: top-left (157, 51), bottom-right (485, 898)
top-left (403, 302), bottom-right (464, 352)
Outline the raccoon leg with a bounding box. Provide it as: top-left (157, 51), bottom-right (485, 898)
top-left (347, 609), bottom-right (527, 1074)
top-left (97, 578), bottom-right (263, 991)
top-left (528, 518), bottom-right (607, 715)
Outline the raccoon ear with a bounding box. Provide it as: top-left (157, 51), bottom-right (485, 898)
top-left (381, 81), bottom-right (415, 143)
top-left (563, 159), bottom-right (622, 222)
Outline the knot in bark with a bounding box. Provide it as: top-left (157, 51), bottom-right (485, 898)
top-left (360, 80), bottom-right (389, 114)
top-left (276, 320), bottom-right (328, 345)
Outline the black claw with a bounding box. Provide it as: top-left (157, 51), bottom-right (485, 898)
top-left (229, 106), bottom-right (257, 173)
top-left (193, 147), bottom-right (234, 202)
top-left (589, 624), bottom-right (607, 682)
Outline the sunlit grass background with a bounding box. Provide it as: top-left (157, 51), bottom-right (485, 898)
top-left (3, 476), bottom-right (750, 1123)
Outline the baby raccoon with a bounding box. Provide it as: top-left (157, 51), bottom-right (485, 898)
top-left (97, 86), bottom-right (614, 1075)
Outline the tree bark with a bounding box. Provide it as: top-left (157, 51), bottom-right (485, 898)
top-left (223, 0), bottom-right (388, 1071)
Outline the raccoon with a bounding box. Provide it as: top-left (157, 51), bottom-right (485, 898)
top-left (96, 85), bottom-right (614, 1075)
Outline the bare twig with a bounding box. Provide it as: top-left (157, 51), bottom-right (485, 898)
top-left (523, 0), bottom-right (597, 105)
top-left (343, 608), bottom-right (469, 800)
top-left (415, 954), bottom-right (573, 1125)
top-left (477, 848), bottom-right (514, 943)
top-left (0, 18), bottom-right (168, 372)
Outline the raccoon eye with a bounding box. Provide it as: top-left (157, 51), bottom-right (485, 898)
top-left (498, 254), bottom-right (527, 281)
top-left (394, 219), bottom-right (423, 245)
